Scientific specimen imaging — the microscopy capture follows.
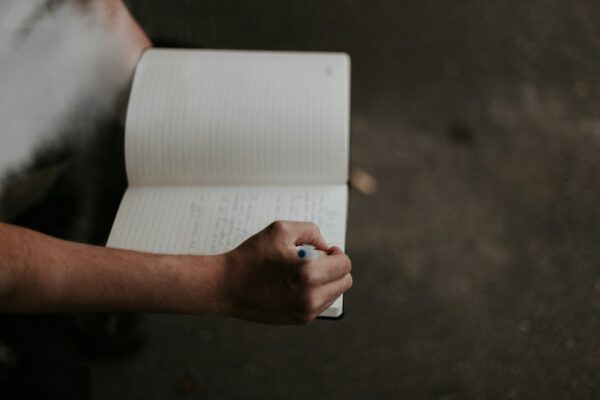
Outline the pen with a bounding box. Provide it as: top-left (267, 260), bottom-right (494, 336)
top-left (296, 244), bottom-right (326, 260)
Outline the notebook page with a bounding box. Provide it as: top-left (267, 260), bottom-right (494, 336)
top-left (125, 49), bottom-right (350, 187)
top-left (107, 185), bottom-right (347, 255)
top-left (107, 184), bottom-right (347, 318)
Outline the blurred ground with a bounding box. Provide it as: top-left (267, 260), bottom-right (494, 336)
top-left (92, 1), bottom-right (600, 398)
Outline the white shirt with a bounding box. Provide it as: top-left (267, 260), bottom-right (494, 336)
top-left (0, 0), bottom-right (140, 219)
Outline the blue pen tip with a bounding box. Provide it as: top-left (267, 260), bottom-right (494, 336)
top-left (298, 249), bottom-right (306, 258)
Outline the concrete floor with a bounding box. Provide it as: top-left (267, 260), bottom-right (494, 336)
top-left (91, 1), bottom-right (600, 398)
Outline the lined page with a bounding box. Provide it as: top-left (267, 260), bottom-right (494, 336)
top-left (107, 185), bottom-right (347, 255)
top-left (125, 49), bottom-right (350, 187)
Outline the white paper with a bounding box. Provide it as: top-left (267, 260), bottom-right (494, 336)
top-left (125, 49), bottom-right (350, 186)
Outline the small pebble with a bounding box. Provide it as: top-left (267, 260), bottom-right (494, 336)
top-left (351, 168), bottom-right (377, 195)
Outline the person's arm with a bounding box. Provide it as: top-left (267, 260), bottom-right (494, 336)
top-left (0, 221), bottom-right (352, 324)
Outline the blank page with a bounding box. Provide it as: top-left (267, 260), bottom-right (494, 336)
top-left (125, 49), bottom-right (350, 187)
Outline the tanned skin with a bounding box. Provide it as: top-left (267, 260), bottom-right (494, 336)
top-left (0, 221), bottom-right (352, 324)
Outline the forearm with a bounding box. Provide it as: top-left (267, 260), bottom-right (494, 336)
top-left (0, 223), bottom-right (227, 315)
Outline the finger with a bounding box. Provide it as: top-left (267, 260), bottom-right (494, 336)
top-left (314, 273), bottom-right (353, 314)
top-left (292, 222), bottom-right (328, 250)
top-left (301, 253), bottom-right (351, 285)
top-left (270, 220), bottom-right (328, 250)
top-left (327, 245), bottom-right (345, 256)
top-left (314, 296), bottom-right (338, 317)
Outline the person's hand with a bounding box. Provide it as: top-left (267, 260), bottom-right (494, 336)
top-left (221, 221), bottom-right (352, 324)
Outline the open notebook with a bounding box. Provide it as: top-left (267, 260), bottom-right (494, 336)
top-left (107, 49), bottom-right (350, 318)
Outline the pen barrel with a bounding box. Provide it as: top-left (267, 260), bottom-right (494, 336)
top-left (297, 245), bottom-right (325, 260)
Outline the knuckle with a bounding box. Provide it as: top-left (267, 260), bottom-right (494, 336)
top-left (271, 220), bottom-right (291, 236)
top-left (268, 220), bottom-right (283, 232)
top-left (306, 221), bottom-right (320, 231)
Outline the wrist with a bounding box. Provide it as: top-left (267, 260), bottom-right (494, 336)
top-left (175, 253), bottom-right (232, 316)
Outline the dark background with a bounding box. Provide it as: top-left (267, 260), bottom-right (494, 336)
top-left (91, 1), bottom-right (600, 398)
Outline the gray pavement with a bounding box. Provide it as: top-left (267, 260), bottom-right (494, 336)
top-left (92, 1), bottom-right (600, 398)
